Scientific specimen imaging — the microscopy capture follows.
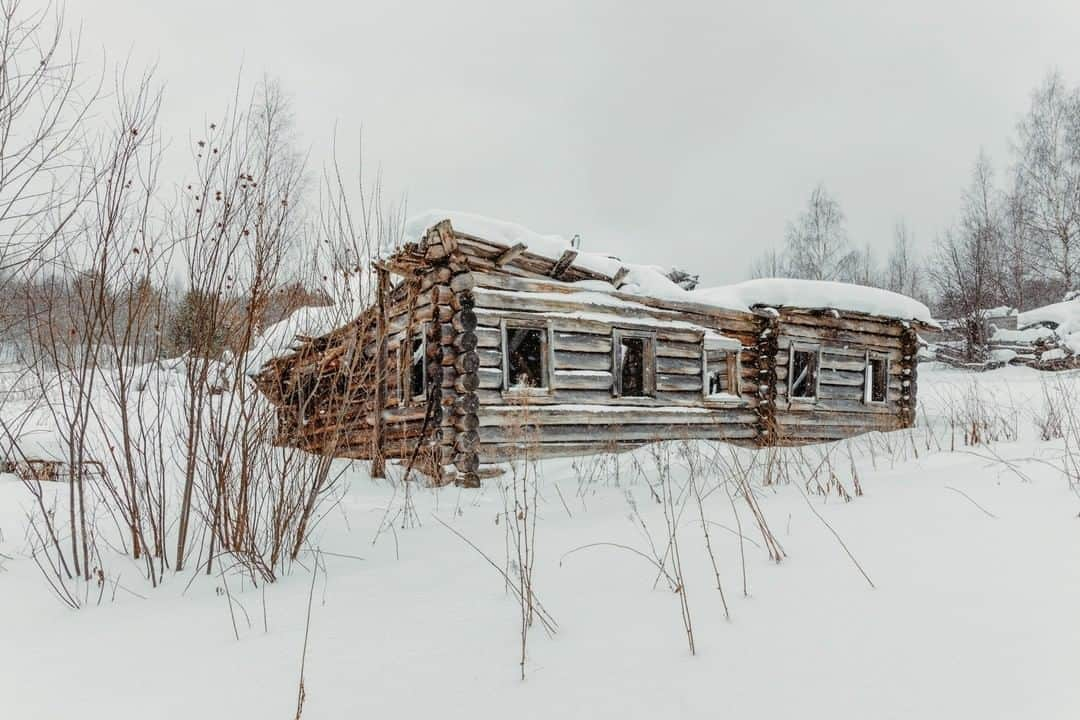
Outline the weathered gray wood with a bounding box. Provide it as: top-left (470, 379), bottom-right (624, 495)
top-left (494, 242), bottom-right (527, 267)
top-left (553, 331), bottom-right (610, 353)
top-left (479, 406), bottom-right (758, 426)
top-left (474, 309), bottom-right (703, 343)
top-left (478, 441), bottom-right (646, 462)
top-left (779, 325), bottom-right (901, 351)
top-left (476, 327), bottom-right (501, 348)
top-left (656, 373), bottom-right (701, 392)
top-left (453, 394), bottom-right (479, 415)
top-left (779, 309), bottom-right (904, 337)
top-left (472, 287), bottom-right (704, 326)
top-left (454, 350), bottom-right (480, 374)
top-left (477, 367), bottom-right (503, 389)
top-left (783, 397), bottom-right (899, 415)
top-left (479, 423), bottom-right (758, 443)
top-left (452, 308), bottom-right (477, 332)
top-left (454, 413), bottom-right (479, 431)
top-left (553, 369), bottom-right (613, 390)
top-left (550, 249), bottom-right (579, 278)
top-left (656, 355), bottom-right (701, 375)
top-left (455, 372), bottom-right (480, 393)
top-left (477, 348), bottom-right (502, 368)
top-left (454, 429), bottom-right (479, 452)
top-left (473, 387), bottom-right (752, 409)
top-left (656, 341), bottom-right (705, 360)
top-left (450, 272), bottom-right (476, 293)
top-left (553, 350), bottom-right (611, 371)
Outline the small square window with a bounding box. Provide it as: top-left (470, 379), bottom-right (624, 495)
top-left (505, 326), bottom-right (548, 390)
top-left (705, 349), bottom-right (738, 398)
top-left (865, 354), bottom-right (888, 403)
top-left (790, 346), bottom-right (819, 400)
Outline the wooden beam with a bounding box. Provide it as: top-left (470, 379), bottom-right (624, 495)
top-left (550, 249), bottom-right (578, 279)
top-left (611, 266), bottom-right (631, 288)
top-left (372, 266), bottom-right (390, 478)
top-left (494, 242), bottom-right (527, 267)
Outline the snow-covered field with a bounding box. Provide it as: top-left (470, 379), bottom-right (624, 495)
top-left (1, 364), bottom-right (1078, 719)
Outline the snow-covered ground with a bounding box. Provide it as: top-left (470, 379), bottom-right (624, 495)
top-left (1, 364), bottom-right (1078, 719)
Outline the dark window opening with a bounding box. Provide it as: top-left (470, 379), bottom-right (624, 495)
top-left (409, 335), bottom-right (425, 399)
top-left (790, 348), bottom-right (818, 399)
top-left (705, 349), bottom-right (732, 396)
top-left (868, 356), bottom-right (888, 403)
top-left (619, 336), bottom-right (648, 397)
top-left (506, 327), bottom-right (546, 389)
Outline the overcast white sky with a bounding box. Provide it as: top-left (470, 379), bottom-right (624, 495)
top-left (67, 0), bottom-right (1080, 284)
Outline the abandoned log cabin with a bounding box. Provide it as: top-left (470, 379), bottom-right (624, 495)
top-left (255, 212), bottom-right (937, 487)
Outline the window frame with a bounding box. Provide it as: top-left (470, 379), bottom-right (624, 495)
top-left (864, 351), bottom-right (890, 405)
top-left (612, 328), bottom-right (657, 398)
top-left (787, 342), bottom-right (822, 403)
top-left (400, 323), bottom-right (427, 405)
top-left (500, 318), bottom-right (554, 398)
top-left (702, 345), bottom-right (741, 401)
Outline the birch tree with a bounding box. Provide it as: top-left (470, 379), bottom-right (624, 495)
top-left (1013, 71), bottom-right (1080, 294)
top-left (783, 183), bottom-right (857, 281)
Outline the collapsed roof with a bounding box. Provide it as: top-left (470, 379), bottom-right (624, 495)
top-left (400, 210), bottom-right (937, 326)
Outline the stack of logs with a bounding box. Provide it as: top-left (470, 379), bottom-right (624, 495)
top-left (373, 220), bottom-right (482, 487)
top-left (754, 311), bottom-right (780, 445)
top-left (898, 324), bottom-right (919, 427)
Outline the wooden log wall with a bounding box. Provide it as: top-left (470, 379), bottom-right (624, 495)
top-left (259, 221), bottom-right (930, 479)
top-left (467, 273), bottom-right (764, 462)
top-left (771, 309), bottom-right (909, 444)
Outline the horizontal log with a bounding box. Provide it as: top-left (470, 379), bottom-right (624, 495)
top-left (656, 341), bottom-right (705, 360)
top-left (474, 309), bottom-right (703, 343)
top-left (468, 269), bottom-right (763, 333)
top-left (656, 355), bottom-right (701, 375)
top-left (779, 325), bottom-right (902, 351)
top-left (782, 397), bottom-right (900, 415)
top-left (476, 327), bottom-right (501, 348)
top-left (553, 369), bottom-right (613, 390)
top-left (477, 367), bottom-right (502, 389)
top-left (454, 413), bottom-right (479, 431)
top-left (554, 350), bottom-right (611, 371)
top-left (477, 348), bottom-right (502, 368)
top-left (779, 309), bottom-right (903, 337)
top-left (775, 412), bottom-right (902, 429)
top-left (473, 387), bottom-right (755, 409)
top-left (478, 423), bottom-right (759, 444)
top-left (655, 373), bottom-right (701, 392)
top-left (479, 405), bottom-right (758, 426)
top-left (478, 441), bottom-right (647, 462)
top-left (553, 331), bottom-right (611, 353)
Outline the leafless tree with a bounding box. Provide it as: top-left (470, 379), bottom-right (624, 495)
top-left (886, 221), bottom-right (924, 301)
top-left (0, 1), bottom-right (98, 295)
top-left (748, 247), bottom-right (786, 279)
top-left (172, 77), bottom-right (307, 573)
top-left (930, 153), bottom-right (1005, 355)
top-left (850, 243), bottom-right (882, 287)
top-left (1012, 71), bottom-right (1080, 295)
top-left (782, 183), bottom-right (857, 281)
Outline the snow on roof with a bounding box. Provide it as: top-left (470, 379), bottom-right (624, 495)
top-left (404, 210), bottom-right (936, 325)
top-left (691, 279), bottom-right (935, 325)
top-left (1018, 299), bottom-right (1080, 332)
